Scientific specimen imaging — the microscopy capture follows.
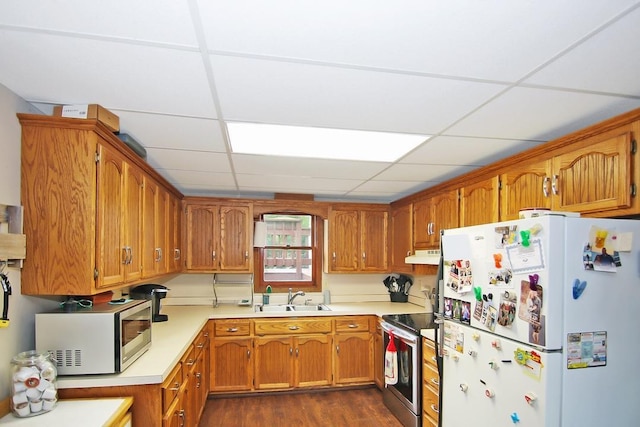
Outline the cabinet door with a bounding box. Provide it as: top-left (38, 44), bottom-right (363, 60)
top-left (412, 199), bottom-right (431, 249)
top-left (389, 204), bottom-right (413, 273)
top-left (210, 337), bottom-right (253, 392)
top-left (431, 190), bottom-right (459, 242)
top-left (186, 205), bottom-right (218, 271)
top-left (167, 195), bottom-right (182, 273)
top-left (142, 176), bottom-right (159, 278)
top-left (295, 335), bottom-right (333, 388)
top-left (328, 209), bottom-right (359, 272)
top-left (373, 319), bottom-right (384, 389)
top-left (219, 205), bottom-right (251, 271)
top-left (499, 159), bottom-right (552, 220)
top-left (553, 131), bottom-right (632, 213)
top-left (156, 187), bottom-right (169, 275)
top-left (123, 163), bottom-right (144, 282)
top-left (360, 210), bottom-right (388, 272)
top-left (96, 144), bottom-right (125, 288)
top-left (459, 176), bottom-right (499, 227)
top-left (254, 336), bottom-right (294, 390)
top-left (334, 333), bottom-right (373, 384)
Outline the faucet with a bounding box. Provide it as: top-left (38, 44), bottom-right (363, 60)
top-left (288, 288), bottom-right (306, 305)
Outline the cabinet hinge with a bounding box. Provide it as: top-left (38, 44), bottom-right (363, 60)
top-left (632, 139), bottom-right (637, 155)
top-left (631, 183), bottom-right (637, 197)
top-left (93, 268), bottom-right (99, 279)
top-left (95, 152), bottom-right (101, 163)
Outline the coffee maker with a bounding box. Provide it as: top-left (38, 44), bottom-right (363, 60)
top-left (130, 284), bottom-right (169, 322)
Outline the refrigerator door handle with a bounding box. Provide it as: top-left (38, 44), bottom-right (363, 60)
top-left (434, 313), bottom-right (445, 357)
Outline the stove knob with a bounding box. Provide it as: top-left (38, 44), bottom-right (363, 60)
top-left (459, 383), bottom-right (468, 392)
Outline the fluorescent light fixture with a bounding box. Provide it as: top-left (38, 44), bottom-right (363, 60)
top-left (228, 122), bottom-right (429, 162)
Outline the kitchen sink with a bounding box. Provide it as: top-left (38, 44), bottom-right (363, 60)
top-left (254, 304), bottom-right (331, 312)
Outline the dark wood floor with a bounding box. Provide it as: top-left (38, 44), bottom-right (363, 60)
top-left (199, 387), bottom-right (404, 427)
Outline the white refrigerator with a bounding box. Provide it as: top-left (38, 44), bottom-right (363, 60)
top-left (439, 214), bottom-right (639, 426)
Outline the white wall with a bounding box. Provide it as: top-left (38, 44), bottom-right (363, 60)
top-left (0, 84), bottom-right (59, 401)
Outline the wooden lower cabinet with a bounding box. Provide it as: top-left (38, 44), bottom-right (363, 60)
top-left (334, 316), bottom-right (374, 385)
top-left (58, 324), bottom-right (210, 427)
top-left (210, 315), bottom-right (376, 395)
top-left (211, 319), bottom-right (254, 392)
top-left (422, 338), bottom-right (440, 427)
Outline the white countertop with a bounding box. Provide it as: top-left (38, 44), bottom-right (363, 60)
top-left (56, 301), bottom-right (427, 389)
top-left (0, 398), bottom-right (131, 426)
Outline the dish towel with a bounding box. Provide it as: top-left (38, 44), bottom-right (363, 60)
top-left (384, 331), bottom-right (398, 386)
top-left (399, 339), bottom-right (409, 385)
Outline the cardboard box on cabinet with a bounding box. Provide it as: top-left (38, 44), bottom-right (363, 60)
top-left (53, 104), bottom-right (120, 133)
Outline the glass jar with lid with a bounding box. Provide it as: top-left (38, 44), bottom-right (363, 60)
top-left (10, 350), bottom-right (57, 417)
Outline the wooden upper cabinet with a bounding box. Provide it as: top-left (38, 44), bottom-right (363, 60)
top-left (327, 206), bottom-right (388, 273)
top-left (552, 131), bottom-right (632, 213)
top-left (185, 202), bottom-right (252, 272)
top-left (459, 176), bottom-right (500, 227)
top-left (389, 203), bottom-right (413, 273)
top-left (499, 158), bottom-right (551, 220)
top-left (97, 144), bottom-right (126, 288)
top-left (413, 190), bottom-right (459, 249)
top-left (500, 128), bottom-right (635, 220)
top-left (219, 205), bottom-right (252, 271)
top-left (19, 114), bottom-right (180, 295)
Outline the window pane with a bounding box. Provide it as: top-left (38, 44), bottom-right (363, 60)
top-left (263, 249), bottom-right (312, 283)
top-left (263, 214), bottom-right (312, 247)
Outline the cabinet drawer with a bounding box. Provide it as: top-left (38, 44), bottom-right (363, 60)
top-left (254, 318), bottom-right (332, 335)
top-left (423, 363), bottom-right (440, 393)
top-left (194, 326), bottom-right (210, 356)
top-left (161, 362), bottom-right (183, 412)
top-left (422, 382), bottom-right (440, 424)
top-left (335, 316), bottom-right (370, 332)
top-left (182, 343), bottom-right (197, 371)
top-left (423, 338), bottom-right (438, 370)
top-left (215, 319), bottom-right (251, 336)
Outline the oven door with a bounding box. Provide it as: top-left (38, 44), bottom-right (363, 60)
top-left (381, 321), bottom-right (420, 415)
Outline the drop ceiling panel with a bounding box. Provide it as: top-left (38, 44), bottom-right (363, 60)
top-left (231, 154), bottom-right (390, 179)
top-left (237, 174), bottom-right (361, 193)
top-left (447, 86), bottom-right (640, 141)
top-left (116, 111), bottom-right (226, 152)
top-left (198, 0), bottom-right (637, 81)
top-left (0, 30), bottom-right (214, 116)
top-left (211, 54), bottom-right (506, 133)
top-left (376, 164), bottom-right (477, 182)
top-left (0, 0), bottom-right (198, 46)
top-left (524, 7), bottom-right (640, 95)
top-left (401, 136), bottom-right (543, 166)
top-left (145, 148), bottom-right (231, 173)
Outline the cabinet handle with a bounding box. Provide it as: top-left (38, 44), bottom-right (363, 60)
top-left (227, 327), bottom-right (238, 332)
top-left (170, 381), bottom-right (180, 391)
top-left (122, 247), bottom-right (128, 265)
top-left (247, 350), bottom-right (251, 358)
top-left (289, 325), bottom-right (299, 330)
top-left (552, 174), bottom-right (559, 195)
top-left (406, 250), bottom-right (411, 257)
top-left (197, 343), bottom-right (205, 349)
top-left (348, 324), bottom-right (358, 329)
top-left (362, 252), bottom-right (366, 261)
top-left (542, 176), bottom-right (550, 197)
top-left (245, 251), bottom-right (249, 259)
top-left (431, 404), bottom-right (439, 414)
top-left (186, 359), bottom-right (195, 366)
top-left (296, 348), bottom-right (299, 357)
top-left (178, 409), bottom-right (186, 427)
top-left (336, 345), bottom-right (340, 354)
top-left (196, 372), bottom-right (201, 388)
top-left (431, 377), bottom-right (440, 386)
top-left (212, 250), bottom-right (216, 260)
top-left (332, 252), bottom-right (336, 261)
top-left (174, 248), bottom-right (181, 260)
top-left (127, 247), bottom-right (133, 265)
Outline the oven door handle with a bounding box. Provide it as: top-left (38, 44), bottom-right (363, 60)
top-left (381, 321), bottom-right (418, 344)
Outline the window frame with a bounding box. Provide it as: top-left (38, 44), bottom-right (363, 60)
top-left (255, 214), bottom-right (323, 293)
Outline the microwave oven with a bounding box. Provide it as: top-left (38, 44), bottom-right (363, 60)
top-left (35, 299), bottom-right (152, 375)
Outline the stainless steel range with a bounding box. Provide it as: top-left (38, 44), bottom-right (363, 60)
top-left (381, 313), bottom-right (436, 427)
